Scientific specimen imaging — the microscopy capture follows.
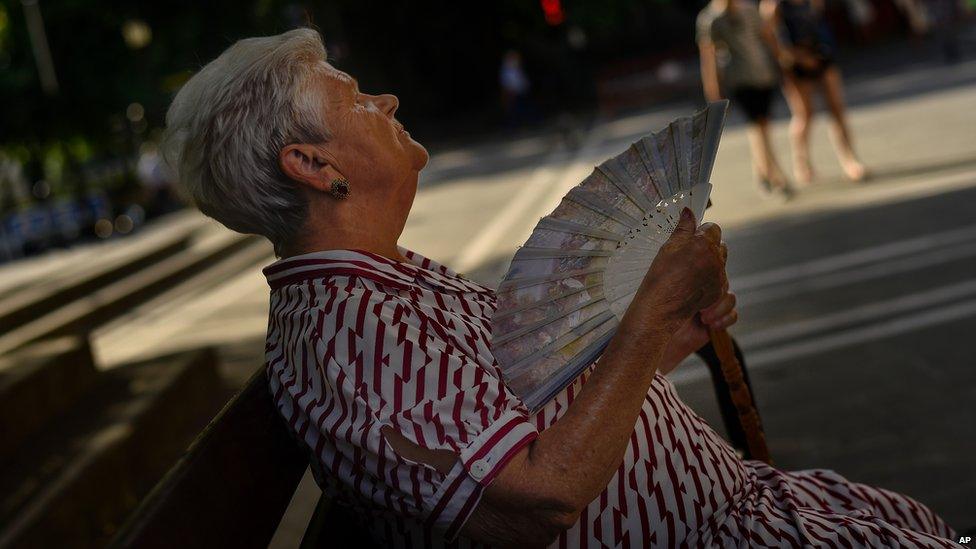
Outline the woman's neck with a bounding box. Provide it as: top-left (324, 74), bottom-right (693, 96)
top-left (284, 234), bottom-right (405, 262)
top-left (282, 203), bottom-right (409, 262)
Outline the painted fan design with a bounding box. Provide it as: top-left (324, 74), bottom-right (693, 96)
top-left (491, 100), bottom-right (730, 412)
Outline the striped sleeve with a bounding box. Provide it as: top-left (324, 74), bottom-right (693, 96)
top-left (373, 300), bottom-right (538, 539)
top-left (296, 285), bottom-right (539, 540)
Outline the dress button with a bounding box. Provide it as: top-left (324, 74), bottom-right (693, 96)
top-left (469, 460), bottom-right (490, 481)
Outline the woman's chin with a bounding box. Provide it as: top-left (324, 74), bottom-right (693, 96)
top-left (410, 141), bottom-right (429, 170)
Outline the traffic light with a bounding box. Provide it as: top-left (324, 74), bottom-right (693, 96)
top-left (541, 0), bottom-right (565, 26)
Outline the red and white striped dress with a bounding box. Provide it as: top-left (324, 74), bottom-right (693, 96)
top-left (264, 248), bottom-right (959, 548)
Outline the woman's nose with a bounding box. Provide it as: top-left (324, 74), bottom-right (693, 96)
top-left (374, 94), bottom-right (399, 116)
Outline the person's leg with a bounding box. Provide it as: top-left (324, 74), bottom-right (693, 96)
top-left (746, 118), bottom-right (791, 196)
top-left (737, 86), bottom-right (791, 198)
top-left (756, 117), bottom-right (790, 188)
top-left (745, 121), bottom-right (769, 185)
top-left (715, 463), bottom-right (960, 548)
top-left (822, 66), bottom-right (868, 182)
top-left (785, 469), bottom-right (956, 540)
top-left (734, 87), bottom-right (768, 190)
top-left (782, 76), bottom-right (816, 185)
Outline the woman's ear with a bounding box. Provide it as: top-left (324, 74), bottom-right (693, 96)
top-left (279, 144), bottom-right (343, 192)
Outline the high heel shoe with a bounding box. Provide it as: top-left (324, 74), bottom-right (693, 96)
top-left (758, 178), bottom-right (796, 202)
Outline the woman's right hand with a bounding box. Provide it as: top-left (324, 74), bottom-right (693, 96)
top-left (777, 50), bottom-right (795, 71)
top-left (623, 208), bottom-right (728, 337)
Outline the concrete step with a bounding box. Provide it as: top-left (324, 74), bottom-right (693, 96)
top-left (0, 337), bottom-right (96, 463)
top-left (0, 230), bottom-right (262, 356)
top-left (0, 218), bottom-right (199, 333)
top-left (0, 210), bottom-right (204, 302)
top-left (91, 238), bottom-right (273, 366)
top-left (0, 347), bottom-right (226, 549)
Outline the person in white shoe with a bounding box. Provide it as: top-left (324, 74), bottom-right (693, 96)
top-left (698, 0), bottom-right (794, 200)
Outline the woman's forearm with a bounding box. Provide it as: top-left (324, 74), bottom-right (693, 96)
top-left (498, 281), bottom-right (684, 516)
top-left (759, 0), bottom-right (787, 65)
top-left (699, 43), bottom-right (722, 102)
top-left (523, 311), bottom-right (674, 505)
top-left (468, 305), bottom-right (677, 547)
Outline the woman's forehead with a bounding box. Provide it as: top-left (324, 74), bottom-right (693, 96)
top-left (321, 63), bottom-right (356, 88)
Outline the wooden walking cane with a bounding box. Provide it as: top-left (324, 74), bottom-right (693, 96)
top-left (708, 327), bottom-right (772, 464)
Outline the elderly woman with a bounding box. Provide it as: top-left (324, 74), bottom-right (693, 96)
top-left (163, 29), bottom-right (959, 548)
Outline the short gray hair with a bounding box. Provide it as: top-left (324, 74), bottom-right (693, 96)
top-left (162, 28), bottom-right (330, 254)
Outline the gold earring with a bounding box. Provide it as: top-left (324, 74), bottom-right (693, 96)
top-left (329, 178), bottom-right (350, 200)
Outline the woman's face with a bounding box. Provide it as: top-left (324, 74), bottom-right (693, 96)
top-left (315, 62), bottom-right (428, 194)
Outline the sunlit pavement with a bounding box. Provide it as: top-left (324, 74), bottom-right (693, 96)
top-left (57, 45), bottom-right (976, 536)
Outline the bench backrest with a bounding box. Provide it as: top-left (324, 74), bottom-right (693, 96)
top-left (112, 338), bottom-right (761, 548)
top-left (109, 368), bottom-right (308, 548)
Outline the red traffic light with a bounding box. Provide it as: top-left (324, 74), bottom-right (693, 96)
top-left (541, 0), bottom-right (565, 26)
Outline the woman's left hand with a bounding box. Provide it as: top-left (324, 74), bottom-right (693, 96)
top-left (658, 289), bottom-right (738, 375)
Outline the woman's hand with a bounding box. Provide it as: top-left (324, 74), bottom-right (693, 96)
top-left (622, 209), bottom-right (728, 337)
top-left (619, 208), bottom-right (734, 374)
top-left (777, 50), bottom-right (795, 71)
top-left (659, 290), bottom-right (738, 375)
top-left (793, 49), bottom-right (822, 70)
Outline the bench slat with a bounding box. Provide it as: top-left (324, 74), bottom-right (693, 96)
top-left (109, 368), bottom-right (307, 549)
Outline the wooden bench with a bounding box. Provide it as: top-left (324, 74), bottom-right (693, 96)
top-left (108, 368), bottom-right (312, 549)
top-left (110, 340), bottom-right (761, 548)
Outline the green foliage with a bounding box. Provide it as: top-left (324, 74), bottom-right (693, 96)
top-left (0, 0), bottom-right (294, 197)
top-left (0, 0), bottom-right (711, 201)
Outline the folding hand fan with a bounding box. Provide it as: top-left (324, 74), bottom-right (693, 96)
top-left (491, 100), bottom-right (729, 411)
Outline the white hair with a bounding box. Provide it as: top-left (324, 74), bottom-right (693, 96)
top-left (162, 28), bottom-right (329, 254)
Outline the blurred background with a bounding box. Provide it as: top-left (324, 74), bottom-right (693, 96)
top-left (1, 0), bottom-right (974, 546)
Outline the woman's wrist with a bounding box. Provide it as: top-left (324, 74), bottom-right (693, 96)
top-left (626, 280), bottom-right (695, 335)
top-left (601, 322), bottom-right (671, 384)
top-left (614, 301), bottom-right (683, 360)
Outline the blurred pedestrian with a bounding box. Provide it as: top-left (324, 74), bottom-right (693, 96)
top-left (894, 0), bottom-right (932, 36)
top-left (698, 0), bottom-right (794, 200)
top-left (845, 0), bottom-right (877, 43)
top-left (925, 0), bottom-right (963, 63)
top-left (499, 50), bottom-right (532, 128)
top-left (761, 0), bottom-right (868, 184)
top-left (136, 144), bottom-right (182, 218)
